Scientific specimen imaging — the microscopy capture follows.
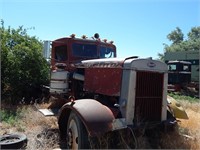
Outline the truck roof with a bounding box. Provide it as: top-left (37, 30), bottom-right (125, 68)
top-left (167, 60), bottom-right (192, 64)
top-left (53, 36), bottom-right (115, 47)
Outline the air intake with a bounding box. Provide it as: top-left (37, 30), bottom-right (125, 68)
top-left (134, 71), bottom-right (164, 123)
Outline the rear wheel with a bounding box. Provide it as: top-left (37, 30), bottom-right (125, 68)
top-left (67, 112), bottom-right (90, 149)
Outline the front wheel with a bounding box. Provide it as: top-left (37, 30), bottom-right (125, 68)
top-left (67, 111), bottom-right (90, 149)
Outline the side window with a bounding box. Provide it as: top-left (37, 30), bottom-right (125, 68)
top-left (183, 65), bottom-right (190, 71)
top-left (100, 47), bottom-right (115, 58)
top-left (168, 64), bottom-right (176, 71)
top-left (55, 45), bottom-right (67, 61)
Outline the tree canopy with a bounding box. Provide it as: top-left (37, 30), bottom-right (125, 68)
top-left (1, 20), bottom-right (49, 104)
top-left (158, 26), bottom-right (200, 60)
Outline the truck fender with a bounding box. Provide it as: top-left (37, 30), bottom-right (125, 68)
top-left (58, 99), bottom-right (115, 137)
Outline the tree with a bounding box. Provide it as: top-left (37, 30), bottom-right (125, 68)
top-left (188, 27), bottom-right (200, 40)
top-left (1, 21), bottom-right (50, 104)
top-left (158, 26), bottom-right (200, 61)
top-left (167, 27), bottom-right (184, 45)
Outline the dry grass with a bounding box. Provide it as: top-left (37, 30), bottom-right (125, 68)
top-left (160, 100), bottom-right (200, 149)
top-left (0, 105), bottom-right (60, 150)
top-left (23, 106), bottom-right (60, 150)
top-left (1, 98), bottom-right (200, 149)
top-left (178, 100), bottom-right (200, 149)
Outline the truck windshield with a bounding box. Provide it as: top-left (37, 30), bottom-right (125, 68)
top-left (100, 46), bottom-right (115, 58)
top-left (72, 43), bottom-right (97, 58)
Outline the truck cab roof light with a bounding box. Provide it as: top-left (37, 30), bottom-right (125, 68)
top-left (70, 34), bottom-right (76, 38)
top-left (82, 35), bottom-right (87, 39)
top-left (103, 39), bottom-right (107, 43)
top-left (109, 41), bottom-right (114, 44)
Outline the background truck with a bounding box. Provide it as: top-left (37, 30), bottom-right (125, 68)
top-left (164, 50), bottom-right (199, 83)
top-left (42, 33), bottom-right (188, 149)
top-left (167, 60), bottom-right (192, 91)
top-left (164, 51), bottom-right (199, 92)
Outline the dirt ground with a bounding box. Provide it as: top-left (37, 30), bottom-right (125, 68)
top-left (0, 100), bottom-right (200, 149)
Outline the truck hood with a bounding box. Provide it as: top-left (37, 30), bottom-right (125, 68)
top-left (81, 57), bottom-right (167, 72)
top-left (81, 57), bottom-right (124, 64)
top-left (123, 58), bottom-right (168, 72)
top-left (80, 58), bottom-right (125, 68)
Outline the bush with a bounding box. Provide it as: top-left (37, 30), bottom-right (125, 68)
top-left (1, 20), bottom-right (50, 104)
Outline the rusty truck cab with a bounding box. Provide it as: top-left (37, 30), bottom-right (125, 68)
top-left (49, 34), bottom-right (118, 107)
top-left (51, 34), bottom-right (116, 71)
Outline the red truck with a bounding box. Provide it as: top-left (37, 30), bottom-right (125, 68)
top-left (42, 33), bottom-right (188, 149)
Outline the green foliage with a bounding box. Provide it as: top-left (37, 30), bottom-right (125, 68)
top-left (168, 92), bottom-right (199, 103)
top-left (167, 27), bottom-right (184, 45)
top-left (1, 21), bottom-right (50, 104)
top-left (0, 107), bottom-right (27, 131)
top-left (0, 108), bottom-right (23, 126)
top-left (188, 26), bottom-right (200, 40)
top-left (158, 26), bottom-right (200, 60)
top-left (157, 53), bottom-right (164, 62)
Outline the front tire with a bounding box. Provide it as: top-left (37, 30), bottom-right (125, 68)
top-left (67, 111), bottom-right (90, 149)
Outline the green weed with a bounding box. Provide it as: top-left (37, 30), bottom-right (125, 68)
top-left (0, 107), bottom-right (25, 126)
top-left (168, 92), bottom-right (199, 102)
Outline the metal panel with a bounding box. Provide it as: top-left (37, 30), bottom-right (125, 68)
top-left (51, 71), bottom-right (69, 80)
top-left (50, 88), bottom-right (68, 94)
top-left (50, 80), bottom-right (69, 89)
top-left (162, 73), bottom-right (168, 121)
top-left (123, 58), bottom-right (168, 73)
top-left (124, 70), bottom-right (137, 125)
top-left (191, 65), bottom-right (199, 82)
top-left (84, 68), bottom-right (122, 96)
top-left (165, 51), bottom-right (199, 60)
